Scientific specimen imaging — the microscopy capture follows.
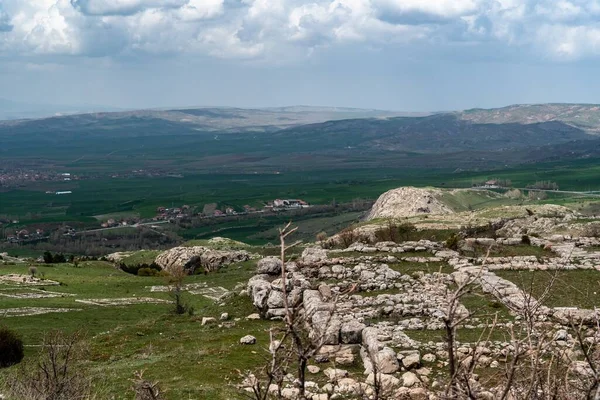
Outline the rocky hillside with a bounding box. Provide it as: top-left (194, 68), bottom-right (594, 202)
top-left (366, 187), bottom-right (500, 220)
top-left (459, 103), bottom-right (600, 133)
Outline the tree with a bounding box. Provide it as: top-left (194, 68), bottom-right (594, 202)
top-left (167, 265), bottom-right (191, 315)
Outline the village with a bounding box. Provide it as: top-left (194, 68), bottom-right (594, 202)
top-left (2, 198), bottom-right (312, 244)
top-left (0, 169), bottom-right (79, 188)
top-left (151, 198), bottom-right (311, 221)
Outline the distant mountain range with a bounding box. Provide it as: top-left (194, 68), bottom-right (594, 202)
top-left (2, 103), bottom-right (600, 172)
top-left (459, 103), bottom-right (600, 134)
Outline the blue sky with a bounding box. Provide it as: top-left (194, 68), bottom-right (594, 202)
top-left (0, 0), bottom-right (599, 111)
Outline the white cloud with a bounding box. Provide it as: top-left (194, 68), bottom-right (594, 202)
top-left (1, 0), bottom-right (600, 62)
top-left (373, 0), bottom-right (481, 20)
top-left (71, 0), bottom-right (188, 16)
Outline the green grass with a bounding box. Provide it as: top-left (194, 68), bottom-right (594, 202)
top-left (388, 261), bottom-right (454, 275)
top-left (438, 190), bottom-right (517, 212)
top-left (459, 287), bottom-right (514, 322)
top-left (462, 244), bottom-right (556, 258)
top-left (496, 269), bottom-right (600, 309)
top-left (406, 327), bottom-right (514, 344)
top-left (120, 250), bottom-right (162, 266)
top-left (0, 259), bottom-right (279, 399)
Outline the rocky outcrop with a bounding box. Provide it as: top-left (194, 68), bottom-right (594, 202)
top-left (256, 257), bottom-right (282, 275)
top-left (366, 187), bottom-right (455, 220)
top-left (301, 247), bottom-right (328, 265)
top-left (155, 246), bottom-right (249, 274)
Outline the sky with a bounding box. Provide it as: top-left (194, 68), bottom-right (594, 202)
top-left (0, 0), bottom-right (600, 111)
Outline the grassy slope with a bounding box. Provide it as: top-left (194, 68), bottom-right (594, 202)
top-left (495, 269), bottom-right (600, 309)
top-left (0, 260), bottom-right (277, 399)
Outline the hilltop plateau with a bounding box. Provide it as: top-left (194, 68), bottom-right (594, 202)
top-left (2, 186), bottom-right (600, 399)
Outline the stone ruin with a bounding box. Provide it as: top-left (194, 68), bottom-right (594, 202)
top-left (244, 236), bottom-right (600, 399)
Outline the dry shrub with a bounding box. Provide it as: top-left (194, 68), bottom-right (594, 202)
top-left (315, 231), bottom-right (328, 242)
top-left (4, 330), bottom-right (95, 400)
top-left (584, 223), bottom-right (600, 238)
top-left (339, 227), bottom-right (358, 248)
top-left (131, 370), bottom-right (164, 400)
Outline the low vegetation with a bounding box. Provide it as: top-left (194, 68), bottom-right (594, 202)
top-left (0, 327), bottom-right (24, 368)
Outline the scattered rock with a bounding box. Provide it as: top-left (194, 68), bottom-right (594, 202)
top-left (377, 347), bottom-right (400, 374)
top-left (402, 371), bottom-right (420, 388)
top-left (554, 329), bottom-right (568, 341)
top-left (307, 365), bottom-right (320, 374)
top-left (323, 368), bottom-right (348, 381)
top-left (401, 352), bottom-right (421, 370)
top-left (239, 335), bottom-right (257, 345)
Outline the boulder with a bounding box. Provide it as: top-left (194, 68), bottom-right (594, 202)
top-left (200, 249), bottom-right (249, 271)
top-left (402, 371), bottom-right (419, 388)
top-left (340, 320), bottom-right (366, 344)
top-left (201, 317), bottom-right (216, 326)
top-left (240, 335), bottom-right (257, 345)
top-left (267, 290), bottom-right (285, 309)
top-left (366, 373), bottom-right (401, 393)
top-left (281, 387), bottom-right (299, 399)
top-left (248, 278), bottom-right (271, 314)
top-left (257, 257), bottom-right (283, 275)
top-left (301, 247), bottom-right (328, 264)
top-left (377, 347), bottom-right (400, 374)
top-left (307, 365), bottom-right (320, 374)
top-left (401, 352), bottom-right (421, 370)
top-left (554, 329), bottom-right (569, 341)
top-left (155, 246), bottom-right (207, 274)
top-left (155, 246), bottom-right (249, 274)
top-left (318, 283), bottom-right (332, 300)
top-left (323, 368), bottom-right (348, 381)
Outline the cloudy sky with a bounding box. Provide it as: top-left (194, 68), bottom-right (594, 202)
top-left (0, 0), bottom-right (599, 111)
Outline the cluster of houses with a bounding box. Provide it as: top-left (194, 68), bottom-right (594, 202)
top-left (212, 199), bottom-right (310, 217)
top-left (268, 199), bottom-right (310, 209)
top-left (153, 205), bottom-right (193, 221)
top-left (100, 219), bottom-right (136, 228)
top-left (215, 205), bottom-right (259, 217)
top-left (5, 228), bottom-right (45, 243)
top-left (0, 169), bottom-right (78, 189)
top-left (474, 179), bottom-right (512, 189)
top-left (150, 199), bottom-right (310, 221)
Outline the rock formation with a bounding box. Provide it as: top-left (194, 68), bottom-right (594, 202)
top-left (154, 246), bottom-right (249, 274)
top-left (366, 187), bottom-right (455, 220)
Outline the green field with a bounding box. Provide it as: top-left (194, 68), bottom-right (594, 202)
top-left (496, 269), bottom-right (600, 309)
top-left (0, 259), bottom-right (278, 399)
top-left (5, 157), bottom-right (600, 225)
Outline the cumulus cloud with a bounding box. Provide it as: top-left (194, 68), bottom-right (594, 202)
top-left (1, 0), bottom-right (600, 61)
top-left (374, 0), bottom-right (482, 23)
top-left (71, 0), bottom-right (188, 16)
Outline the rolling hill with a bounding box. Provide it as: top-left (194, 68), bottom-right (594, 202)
top-left (1, 103), bottom-right (600, 174)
